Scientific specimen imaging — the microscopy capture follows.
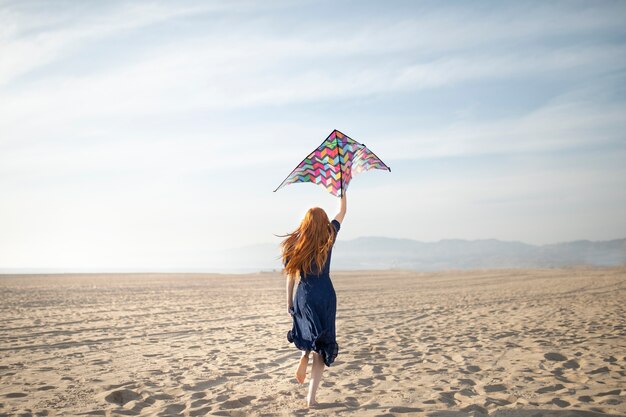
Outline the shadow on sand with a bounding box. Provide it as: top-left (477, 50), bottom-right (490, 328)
top-left (429, 409), bottom-right (624, 417)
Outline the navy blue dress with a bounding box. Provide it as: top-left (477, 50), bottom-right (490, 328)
top-left (287, 219), bottom-right (340, 367)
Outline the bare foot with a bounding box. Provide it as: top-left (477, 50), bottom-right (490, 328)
top-left (295, 354), bottom-right (309, 384)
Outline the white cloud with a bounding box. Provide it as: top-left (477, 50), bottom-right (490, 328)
top-left (2, 1), bottom-right (625, 133)
top-left (374, 91), bottom-right (626, 160)
top-left (0, 1), bottom-right (239, 86)
top-left (2, 34), bottom-right (623, 155)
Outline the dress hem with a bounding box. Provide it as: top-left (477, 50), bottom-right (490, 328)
top-left (287, 330), bottom-right (338, 367)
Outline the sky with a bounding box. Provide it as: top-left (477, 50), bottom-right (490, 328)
top-left (1, 0), bottom-right (625, 270)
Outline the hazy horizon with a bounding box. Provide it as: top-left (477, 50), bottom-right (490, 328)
top-left (2, 235), bottom-right (624, 274)
top-left (2, 1), bottom-right (625, 270)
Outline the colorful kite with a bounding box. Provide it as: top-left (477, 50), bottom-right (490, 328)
top-left (274, 129), bottom-right (391, 197)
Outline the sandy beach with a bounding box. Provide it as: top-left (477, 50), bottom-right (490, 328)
top-left (1, 268), bottom-right (624, 416)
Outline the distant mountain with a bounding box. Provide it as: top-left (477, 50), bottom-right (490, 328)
top-left (333, 237), bottom-right (626, 270)
top-left (214, 237), bottom-right (626, 272)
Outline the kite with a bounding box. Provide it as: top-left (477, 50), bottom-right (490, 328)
top-left (274, 129), bottom-right (391, 197)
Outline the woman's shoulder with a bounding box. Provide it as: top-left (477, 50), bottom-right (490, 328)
top-left (331, 219), bottom-right (340, 233)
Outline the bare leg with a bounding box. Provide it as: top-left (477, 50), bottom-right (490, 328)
top-left (307, 352), bottom-right (325, 407)
top-left (295, 350), bottom-right (310, 384)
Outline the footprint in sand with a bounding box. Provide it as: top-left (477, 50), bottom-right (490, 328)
top-left (461, 404), bottom-right (488, 415)
top-left (90, 359), bottom-right (111, 365)
top-left (215, 394), bottom-right (229, 402)
top-left (536, 384), bottom-right (565, 394)
top-left (563, 359), bottom-right (580, 369)
top-left (191, 398), bottom-right (211, 408)
top-left (389, 406), bottom-right (423, 413)
top-left (465, 365), bottom-right (481, 373)
top-left (249, 373), bottom-right (271, 380)
top-left (544, 352), bottom-right (567, 361)
top-left (190, 406), bottom-right (213, 417)
top-left (589, 366), bottom-right (610, 375)
top-left (457, 388), bottom-right (478, 397)
top-left (160, 404), bottom-right (185, 415)
top-left (551, 397), bottom-right (570, 407)
top-left (484, 384), bottom-right (507, 393)
top-left (598, 389), bottom-right (621, 396)
top-left (104, 389), bottom-right (141, 405)
top-left (358, 378), bottom-right (374, 387)
top-left (438, 391), bottom-right (457, 406)
top-left (484, 397), bottom-right (511, 407)
top-left (5, 392), bottom-right (28, 398)
top-left (127, 397), bottom-right (156, 414)
top-left (458, 378), bottom-right (476, 386)
top-left (218, 395), bottom-right (256, 409)
top-left (153, 393), bottom-right (175, 400)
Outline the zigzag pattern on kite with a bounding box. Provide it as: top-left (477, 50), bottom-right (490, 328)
top-left (274, 129), bottom-right (391, 197)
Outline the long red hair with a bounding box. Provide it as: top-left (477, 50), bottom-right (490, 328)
top-left (281, 207), bottom-right (335, 279)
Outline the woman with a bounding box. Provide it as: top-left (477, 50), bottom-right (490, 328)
top-left (281, 193), bottom-right (347, 407)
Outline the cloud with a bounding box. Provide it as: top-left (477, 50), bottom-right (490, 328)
top-left (2, 0), bottom-right (625, 125)
top-left (1, 29), bottom-right (624, 149)
top-left (374, 79), bottom-right (626, 160)
top-left (0, 1), bottom-right (240, 86)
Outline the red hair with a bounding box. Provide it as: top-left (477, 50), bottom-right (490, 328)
top-left (281, 207), bottom-right (335, 280)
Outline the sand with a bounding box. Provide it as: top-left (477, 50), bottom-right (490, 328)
top-left (0, 268), bottom-right (624, 417)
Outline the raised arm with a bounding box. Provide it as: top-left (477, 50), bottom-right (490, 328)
top-left (333, 192), bottom-right (347, 224)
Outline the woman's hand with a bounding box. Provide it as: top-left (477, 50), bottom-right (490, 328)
top-left (333, 191), bottom-right (347, 224)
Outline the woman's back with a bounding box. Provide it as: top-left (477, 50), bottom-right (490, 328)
top-left (283, 194), bottom-right (346, 407)
top-left (299, 219), bottom-right (340, 279)
top-left (288, 218), bottom-right (340, 367)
